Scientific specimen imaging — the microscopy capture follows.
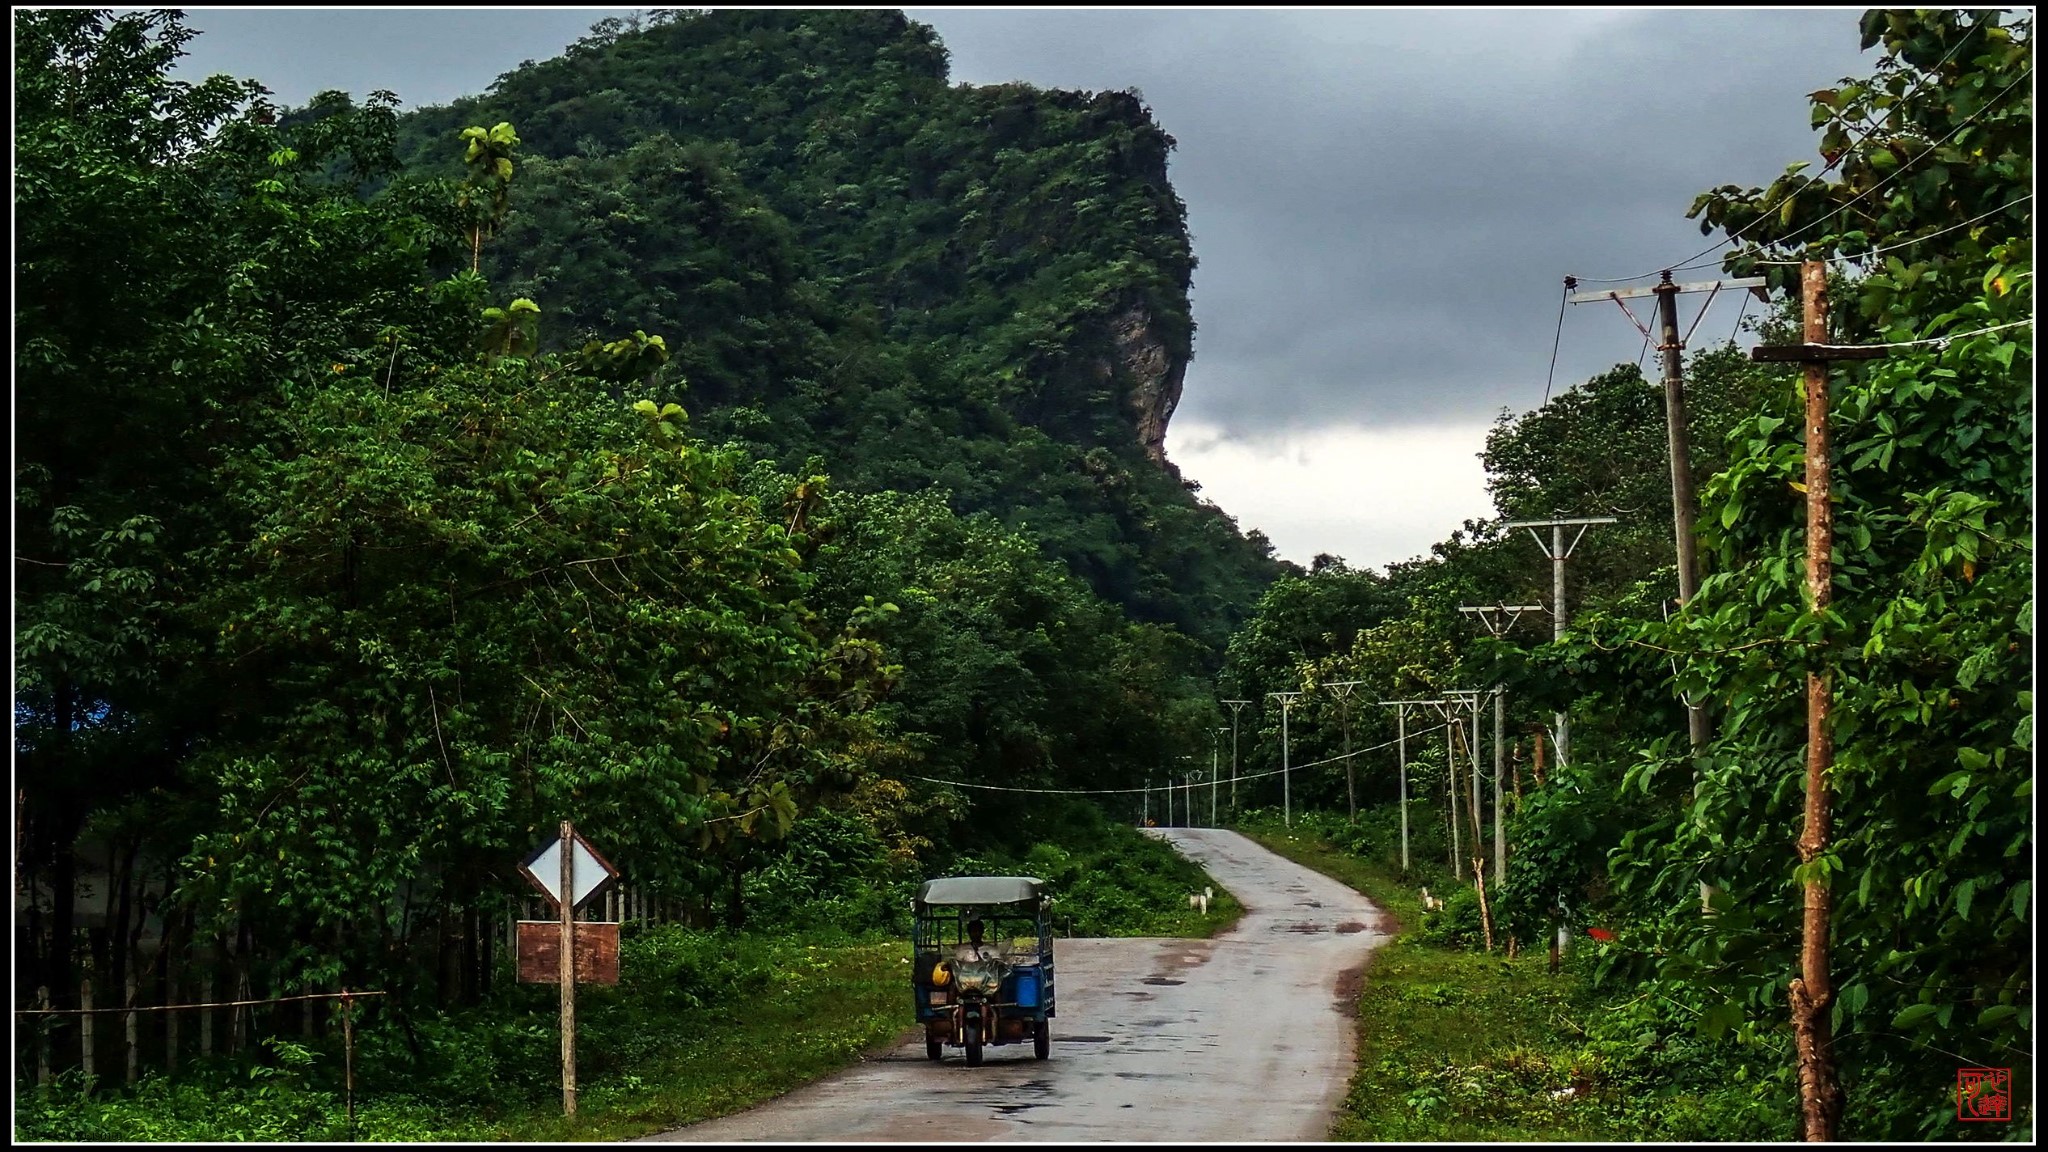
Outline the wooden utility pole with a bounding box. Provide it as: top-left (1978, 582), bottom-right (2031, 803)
top-left (1749, 261), bottom-right (1885, 1142)
top-left (558, 820), bottom-right (577, 1117)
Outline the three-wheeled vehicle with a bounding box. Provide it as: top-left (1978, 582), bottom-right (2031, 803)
top-left (912, 876), bottom-right (1055, 1065)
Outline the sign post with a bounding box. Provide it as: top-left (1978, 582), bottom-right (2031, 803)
top-left (558, 822), bottom-right (576, 1116)
top-left (517, 821), bottom-right (620, 1117)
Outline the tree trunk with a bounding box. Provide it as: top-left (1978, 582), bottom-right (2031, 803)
top-left (109, 839), bottom-right (135, 1006)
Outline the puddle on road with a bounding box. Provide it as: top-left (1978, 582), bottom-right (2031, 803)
top-left (990, 1102), bottom-right (1048, 1116)
top-left (1058, 1035), bottom-right (1113, 1043)
top-left (1336, 921), bottom-right (1368, 934)
top-left (1282, 922), bottom-right (1328, 934)
top-left (1142, 977), bottom-right (1185, 986)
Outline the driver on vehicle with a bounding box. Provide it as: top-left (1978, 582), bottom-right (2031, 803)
top-left (954, 918), bottom-right (997, 964)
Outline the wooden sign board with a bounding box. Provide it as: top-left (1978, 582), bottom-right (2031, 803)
top-left (516, 921), bottom-right (620, 986)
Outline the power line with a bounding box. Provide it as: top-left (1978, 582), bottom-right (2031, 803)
top-left (1749, 194), bottom-right (2033, 265)
top-left (1543, 278), bottom-right (1572, 403)
top-left (1806, 318), bottom-right (2032, 352)
top-left (1570, 28), bottom-right (2015, 285)
top-left (1675, 64), bottom-right (2034, 273)
top-left (903, 724), bottom-right (1454, 797)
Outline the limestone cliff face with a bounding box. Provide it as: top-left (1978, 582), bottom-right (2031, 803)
top-left (1102, 302), bottom-right (1186, 466)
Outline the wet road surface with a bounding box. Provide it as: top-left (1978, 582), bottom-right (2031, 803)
top-left (641, 828), bottom-right (1392, 1142)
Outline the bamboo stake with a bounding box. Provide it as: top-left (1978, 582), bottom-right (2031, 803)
top-left (37, 986), bottom-right (52, 1087)
top-left (80, 977), bottom-right (95, 1083)
top-left (342, 990), bottom-right (356, 1142)
top-left (1473, 857), bottom-right (1495, 952)
top-left (125, 964), bottom-right (139, 1085)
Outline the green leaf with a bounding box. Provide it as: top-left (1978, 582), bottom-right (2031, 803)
top-left (1891, 1003), bottom-right (1939, 1029)
top-left (1978, 1004), bottom-right (2017, 1028)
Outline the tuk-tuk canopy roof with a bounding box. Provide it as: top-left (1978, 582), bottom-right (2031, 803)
top-left (916, 876), bottom-right (1043, 909)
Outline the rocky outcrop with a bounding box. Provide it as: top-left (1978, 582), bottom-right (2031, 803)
top-left (1104, 303), bottom-right (1185, 466)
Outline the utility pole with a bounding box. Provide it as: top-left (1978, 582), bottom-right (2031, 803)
top-left (1222, 699), bottom-right (1250, 813)
top-left (1571, 273), bottom-right (1761, 756)
top-left (1325, 681), bottom-right (1364, 819)
top-left (1501, 517), bottom-right (1615, 767)
top-left (1444, 721), bottom-right (1460, 876)
top-left (1431, 693), bottom-right (1483, 878)
top-left (1750, 260), bottom-right (1884, 1143)
top-left (1267, 692), bottom-right (1303, 827)
top-left (1447, 690), bottom-right (1483, 859)
top-left (1458, 604), bottom-right (1540, 888)
top-left (1377, 700), bottom-right (1438, 874)
top-left (1209, 729), bottom-right (1219, 826)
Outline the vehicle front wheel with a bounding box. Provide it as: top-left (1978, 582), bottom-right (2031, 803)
top-left (964, 1022), bottom-right (983, 1067)
top-left (926, 1038), bottom-right (943, 1061)
top-left (1033, 1018), bottom-right (1049, 1060)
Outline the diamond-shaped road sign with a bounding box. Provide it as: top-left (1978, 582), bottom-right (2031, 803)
top-left (520, 829), bottom-right (619, 911)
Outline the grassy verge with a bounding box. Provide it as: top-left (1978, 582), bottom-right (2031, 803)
top-left (14, 934), bottom-right (912, 1143)
top-left (17, 819), bottom-right (1245, 1143)
top-left (1238, 817), bottom-right (1788, 1143)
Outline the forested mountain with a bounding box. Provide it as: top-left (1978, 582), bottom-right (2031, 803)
top-left (391, 9), bottom-right (1284, 652)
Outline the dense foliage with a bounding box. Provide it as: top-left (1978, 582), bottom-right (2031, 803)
top-left (1220, 9), bottom-right (2032, 1138)
top-left (13, 8), bottom-right (1248, 1077)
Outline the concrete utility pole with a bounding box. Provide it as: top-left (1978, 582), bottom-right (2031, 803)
top-left (1443, 721), bottom-right (1460, 876)
top-left (1570, 273), bottom-right (1761, 758)
top-left (1209, 729), bottom-right (1219, 825)
top-left (1458, 604), bottom-right (1540, 888)
top-left (1222, 700), bottom-right (1250, 813)
top-left (1501, 517), bottom-right (1615, 767)
top-left (1267, 692), bottom-right (1303, 827)
top-left (1376, 700), bottom-right (1439, 874)
top-left (1325, 681), bottom-right (1364, 819)
top-left (1749, 260), bottom-right (1885, 1143)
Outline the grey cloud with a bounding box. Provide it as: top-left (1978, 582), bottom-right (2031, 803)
top-left (914, 8), bottom-right (1873, 433)
top-left (174, 9), bottom-right (1874, 436)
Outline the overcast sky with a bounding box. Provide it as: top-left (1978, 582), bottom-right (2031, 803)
top-left (167, 7), bottom-right (1878, 569)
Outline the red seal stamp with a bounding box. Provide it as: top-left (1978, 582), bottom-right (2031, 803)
top-left (1956, 1067), bottom-right (2011, 1122)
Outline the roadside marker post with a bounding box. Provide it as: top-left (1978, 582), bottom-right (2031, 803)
top-left (518, 821), bottom-right (620, 1116)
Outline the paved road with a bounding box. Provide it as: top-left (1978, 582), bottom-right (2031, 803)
top-left (642, 828), bottom-right (1392, 1143)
